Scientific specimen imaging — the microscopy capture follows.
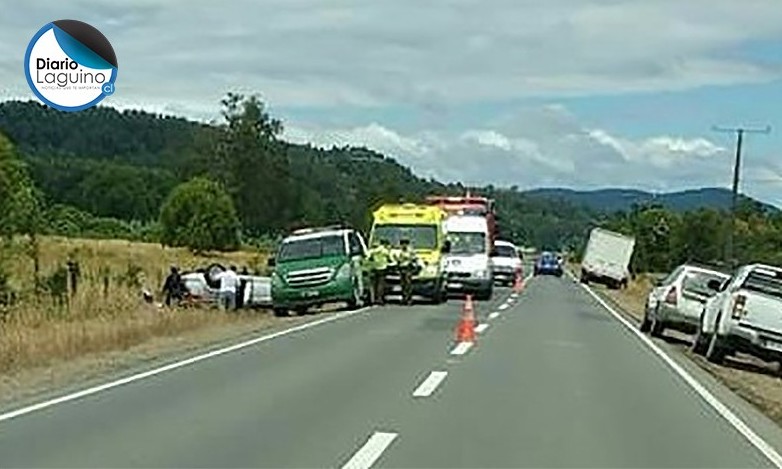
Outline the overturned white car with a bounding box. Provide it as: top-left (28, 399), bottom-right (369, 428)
top-left (180, 263), bottom-right (272, 309)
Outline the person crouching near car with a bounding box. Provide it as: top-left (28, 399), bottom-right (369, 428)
top-left (215, 266), bottom-right (240, 310)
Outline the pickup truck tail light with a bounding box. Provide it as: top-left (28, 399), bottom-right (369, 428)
top-left (664, 286), bottom-right (678, 306)
top-left (731, 294), bottom-right (747, 319)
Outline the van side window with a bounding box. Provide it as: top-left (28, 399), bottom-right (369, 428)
top-left (348, 232), bottom-right (364, 256)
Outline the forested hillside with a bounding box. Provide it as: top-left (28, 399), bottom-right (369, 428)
top-left (0, 98), bottom-right (595, 249)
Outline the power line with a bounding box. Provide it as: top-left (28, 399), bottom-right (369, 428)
top-left (711, 125), bottom-right (771, 267)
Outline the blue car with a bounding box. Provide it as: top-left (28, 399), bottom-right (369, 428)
top-left (534, 252), bottom-right (563, 277)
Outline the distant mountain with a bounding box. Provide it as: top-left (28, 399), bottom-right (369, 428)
top-left (523, 187), bottom-right (778, 214)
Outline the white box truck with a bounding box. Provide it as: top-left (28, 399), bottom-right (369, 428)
top-left (580, 227), bottom-right (635, 289)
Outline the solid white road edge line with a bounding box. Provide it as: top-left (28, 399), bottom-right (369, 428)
top-left (341, 431), bottom-right (398, 469)
top-left (412, 371), bottom-right (448, 398)
top-left (488, 312), bottom-right (500, 320)
top-left (579, 282), bottom-right (782, 468)
top-left (0, 306), bottom-right (375, 424)
top-left (475, 323), bottom-right (489, 334)
top-left (450, 341), bottom-right (474, 356)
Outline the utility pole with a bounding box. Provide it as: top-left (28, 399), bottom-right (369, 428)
top-left (711, 125), bottom-right (771, 267)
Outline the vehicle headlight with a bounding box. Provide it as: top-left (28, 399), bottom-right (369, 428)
top-left (271, 271), bottom-right (284, 286)
top-left (335, 263), bottom-right (352, 279)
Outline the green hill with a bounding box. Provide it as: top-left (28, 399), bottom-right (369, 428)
top-left (0, 99), bottom-right (595, 249)
top-left (524, 187), bottom-right (777, 214)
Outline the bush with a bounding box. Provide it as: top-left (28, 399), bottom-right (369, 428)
top-left (159, 177), bottom-right (242, 252)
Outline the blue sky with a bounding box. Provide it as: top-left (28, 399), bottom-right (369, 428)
top-left (1, 0), bottom-right (781, 205)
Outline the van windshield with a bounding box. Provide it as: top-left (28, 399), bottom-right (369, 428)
top-left (494, 245), bottom-right (517, 258)
top-left (372, 224), bottom-right (438, 250)
top-left (278, 235), bottom-right (345, 262)
top-left (448, 232), bottom-right (486, 255)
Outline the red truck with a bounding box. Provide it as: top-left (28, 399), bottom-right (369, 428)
top-left (425, 194), bottom-right (498, 245)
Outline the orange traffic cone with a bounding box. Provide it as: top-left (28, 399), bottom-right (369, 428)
top-left (455, 295), bottom-right (477, 343)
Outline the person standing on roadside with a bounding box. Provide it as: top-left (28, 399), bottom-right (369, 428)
top-left (162, 266), bottom-right (184, 307)
top-left (395, 238), bottom-right (419, 305)
top-left (215, 266), bottom-right (240, 310)
top-left (237, 267), bottom-right (249, 309)
top-left (367, 239), bottom-right (391, 305)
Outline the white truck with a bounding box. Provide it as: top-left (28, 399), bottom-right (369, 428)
top-left (580, 227), bottom-right (635, 289)
top-left (442, 214), bottom-right (493, 300)
top-left (693, 263), bottom-right (782, 366)
top-left (491, 239), bottom-right (523, 286)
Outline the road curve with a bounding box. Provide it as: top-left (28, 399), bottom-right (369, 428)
top-left (0, 274), bottom-right (779, 467)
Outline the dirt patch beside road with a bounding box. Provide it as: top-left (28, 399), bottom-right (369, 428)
top-left (586, 272), bottom-right (782, 427)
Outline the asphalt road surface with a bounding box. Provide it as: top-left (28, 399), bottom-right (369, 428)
top-left (1, 273), bottom-right (781, 468)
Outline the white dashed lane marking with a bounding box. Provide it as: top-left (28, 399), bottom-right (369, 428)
top-left (412, 371), bottom-right (448, 398)
top-left (450, 342), bottom-right (474, 356)
top-left (341, 431), bottom-right (398, 469)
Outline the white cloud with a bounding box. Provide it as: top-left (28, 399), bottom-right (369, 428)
top-left (1, 0), bottom-right (781, 112)
top-left (2, 1), bottom-right (780, 205)
top-left (284, 104), bottom-right (737, 194)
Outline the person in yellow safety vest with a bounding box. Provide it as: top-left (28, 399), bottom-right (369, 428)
top-left (366, 239), bottom-right (391, 305)
top-left (395, 238), bottom-right (420, 305)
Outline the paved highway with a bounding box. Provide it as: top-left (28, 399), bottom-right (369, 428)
top-left (1, 274), bottom-right (781, 467)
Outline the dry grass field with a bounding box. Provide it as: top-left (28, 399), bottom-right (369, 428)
top-left (0, 236), bottom-right (271, 376)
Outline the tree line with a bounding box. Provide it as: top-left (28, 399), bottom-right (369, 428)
top-left (593, 200), bottom-right (782, 274)
top-left (0, 95), bottom-right (597, 250)
top-left (1, 94), bottom-right (781, 276)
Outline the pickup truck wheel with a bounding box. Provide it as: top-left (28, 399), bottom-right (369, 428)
top-left (705, 333), bottom-right (727, 364)
top-left (639, 307), bottom-right (652, 333)
top-left (691, 326), bottom-right (710, 355)
top-left (273, 307), bottom-right (289, 317)
top-left (650, 308), bottom-right (665, 338)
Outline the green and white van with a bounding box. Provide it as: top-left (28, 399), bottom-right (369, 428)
top-left (268, 226), bottom-right (369, 316)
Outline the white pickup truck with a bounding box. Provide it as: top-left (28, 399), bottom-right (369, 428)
top-left (580, 227), bottom-right (635, 289)
top-left (693, 263), bottom-right (782, 365)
